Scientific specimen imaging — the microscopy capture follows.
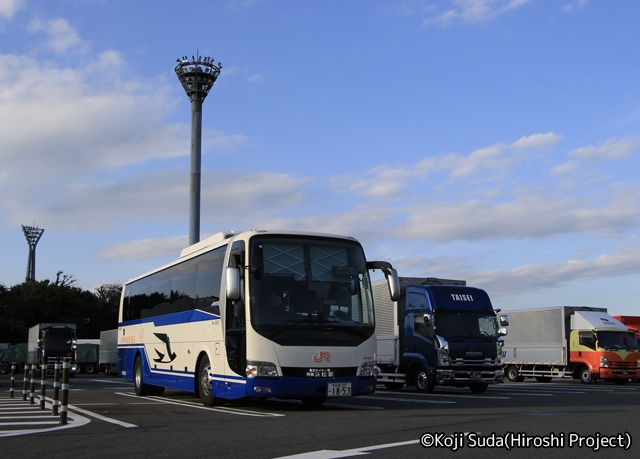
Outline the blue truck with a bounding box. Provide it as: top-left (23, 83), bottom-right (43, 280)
top-left (372, 277), bottom-right (509, 394)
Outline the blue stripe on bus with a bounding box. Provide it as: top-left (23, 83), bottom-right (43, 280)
top-left (119, 308), bottom-right (220, 327)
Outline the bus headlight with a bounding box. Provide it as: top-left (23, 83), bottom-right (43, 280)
top-left (246, 361), bottom-right (278, 378)
top-left (359, 361), bottom-right (378, 377)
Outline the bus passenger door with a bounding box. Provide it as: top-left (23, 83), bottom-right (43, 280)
top-left (225, 241), bottom-right (247, 399)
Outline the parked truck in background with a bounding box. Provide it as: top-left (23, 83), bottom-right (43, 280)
top-left (27, 323), bottom-right (78, 373)
top-left (372, 277), bottom-right (509, 394)
top-left (98, 329), bottom-right (118, 375)
top-left (0, 343), bottom-right (28, 374)
top-left (76, 339), bottom-right (100, 374)
top-left (612, 315), bottom-right (640, 383)
top-left (502, 307), bottom-right (640, 384)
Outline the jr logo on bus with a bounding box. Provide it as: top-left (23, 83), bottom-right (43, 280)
top-left (153, 333), bottom-right (177, 363)
top-left (312, 351), bottom-right (330, 363)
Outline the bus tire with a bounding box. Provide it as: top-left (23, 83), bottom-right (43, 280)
top-left (134, 355), bottom-right (151, 396)
top-left (414, 366), bottom-right (435, 393)
top-left (197, 355), bottom-right (223, 406)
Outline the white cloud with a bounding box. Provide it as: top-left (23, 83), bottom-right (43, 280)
top-left (394, 185), bottom-right (640, 242)
top-left (473, 242), bottom-right (640, 296)
top-left (332, 132), bottom-right (562, 197)
top-left (0, 0), bottom-right (23, 19)
top-left (100, 236), bottom-right (187, 261)
top-left (27, 17), bottom-right (88, 54)
top-left (423, 0), bottom-right (531, 26)
top-left (568, 136), bottom-right (640, 161)
top-left (4, 168), bottom-right (310, 231)
top-left (562, 0), bottom-right (588, 13)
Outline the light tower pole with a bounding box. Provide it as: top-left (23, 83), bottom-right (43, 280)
top-left (22, 225), bottom-right (44, 282)
top-left (174, 54), bottom-right (222, 246)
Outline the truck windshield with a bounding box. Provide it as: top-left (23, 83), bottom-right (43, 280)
top-left (596, 331), bottom-right (639, 351)
top-left (435, 310), bottom-right (499, 339)
top-left (43, 329), bottom-right (75, 351)
top-left (248, 235), bottom-right (374, 346)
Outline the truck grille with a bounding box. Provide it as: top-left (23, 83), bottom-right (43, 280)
top-left (451, 358), bottom-right (500, 367)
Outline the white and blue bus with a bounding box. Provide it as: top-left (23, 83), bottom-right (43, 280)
top-left (118, 230), bottom-right (399, 406)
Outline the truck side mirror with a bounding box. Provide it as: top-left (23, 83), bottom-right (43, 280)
top-left (499, 314), bottom-right (509, 327)
top-left (498, 327), bottom-right (508, 336)
top-left (225, 266), bottom-right (241, 301)
top-left (387, 268), bottom-right (400, 301)
top-left (423, 314), bottom-right (432, 326)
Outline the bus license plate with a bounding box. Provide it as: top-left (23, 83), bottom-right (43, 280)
top-left (327, 382), bottom-right (352, 397)
top-left (470, 372), bottom-right (481, 380)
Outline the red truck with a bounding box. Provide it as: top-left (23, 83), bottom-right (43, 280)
top-left (613, 315), bottom-right (640, 383)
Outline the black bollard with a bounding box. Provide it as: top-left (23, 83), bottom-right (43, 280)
top-left (9, 363), bottom-right (16, 398)
top-left (29, 364), bottom-right (36, 405)
top-left (39, 362), bottom-right (47, 409)
top-left (52, 360), bottom-right (61, 416)
top-left (22, 365), bottom-right (28, 401)
top-left (59, 358), bottom-right (70, 425)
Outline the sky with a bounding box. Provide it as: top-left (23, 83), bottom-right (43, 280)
top-left (2, 0), bottom-right (640, 316)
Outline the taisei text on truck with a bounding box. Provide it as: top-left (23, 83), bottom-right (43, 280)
top-left (502, 307), bottom-right (640, 384)
top-left (372, 277), bottom-right (509, 394)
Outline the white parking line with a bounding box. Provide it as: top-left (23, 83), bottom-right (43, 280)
top-left (274, 439), bottom-right (420, 458)
top-left (116, 392), bottom-right (285, 417)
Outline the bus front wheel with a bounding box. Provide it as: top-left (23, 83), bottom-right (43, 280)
top-left (197, 355), bottom-right (223, 406)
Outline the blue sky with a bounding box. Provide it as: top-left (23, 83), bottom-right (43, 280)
top-left (2, 0), bottom-right (640, 315)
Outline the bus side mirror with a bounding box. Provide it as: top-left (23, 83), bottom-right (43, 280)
top-left (226, 267), bottom-right (240, 301)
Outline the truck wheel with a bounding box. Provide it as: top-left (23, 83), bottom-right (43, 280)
top-left (469, 383), bottom-right (488, 394)
top-left (0, 363), bottom-right (9, 374)
top-left (197, 355), bottom-right (223, 406)
top-left (84, 363), bottom-right (96, 374)
top-left (505, 365), bottom-right (520, 383)
top-left (535, 376), bottom-right (553, 383)
top-left (75, 363), bottom-right (84, 374)
top-left (578, 366), bottom-right (593, 384)
top-left (613, 379), bottom-right (629, 386)
top-left (414, 367), bottom-right (435, 393)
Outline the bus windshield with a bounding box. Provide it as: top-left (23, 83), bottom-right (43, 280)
top-left (248, 235), bottom-right (375, 346)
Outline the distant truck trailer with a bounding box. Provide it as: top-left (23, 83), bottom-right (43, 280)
top-left (502, 307), bottom-right (640, 384)
top-left (99, 329), bottom-right (118, 375)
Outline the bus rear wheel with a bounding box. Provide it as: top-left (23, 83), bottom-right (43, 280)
top-left (197, 355), bottom-right (223, 406)
top-left (134, 356), bottom-right (150, 396)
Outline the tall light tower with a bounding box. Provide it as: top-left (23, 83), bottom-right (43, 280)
top-left (22, 225), bottom-right (44, 282)
top-left (175, 54), bottom-right (222, 246)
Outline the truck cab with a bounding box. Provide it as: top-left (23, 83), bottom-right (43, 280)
top-left (374, 278), bottom-right (508, 394)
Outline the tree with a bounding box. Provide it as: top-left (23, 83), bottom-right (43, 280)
top-left (0, 274), bottom-right (122, 342)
